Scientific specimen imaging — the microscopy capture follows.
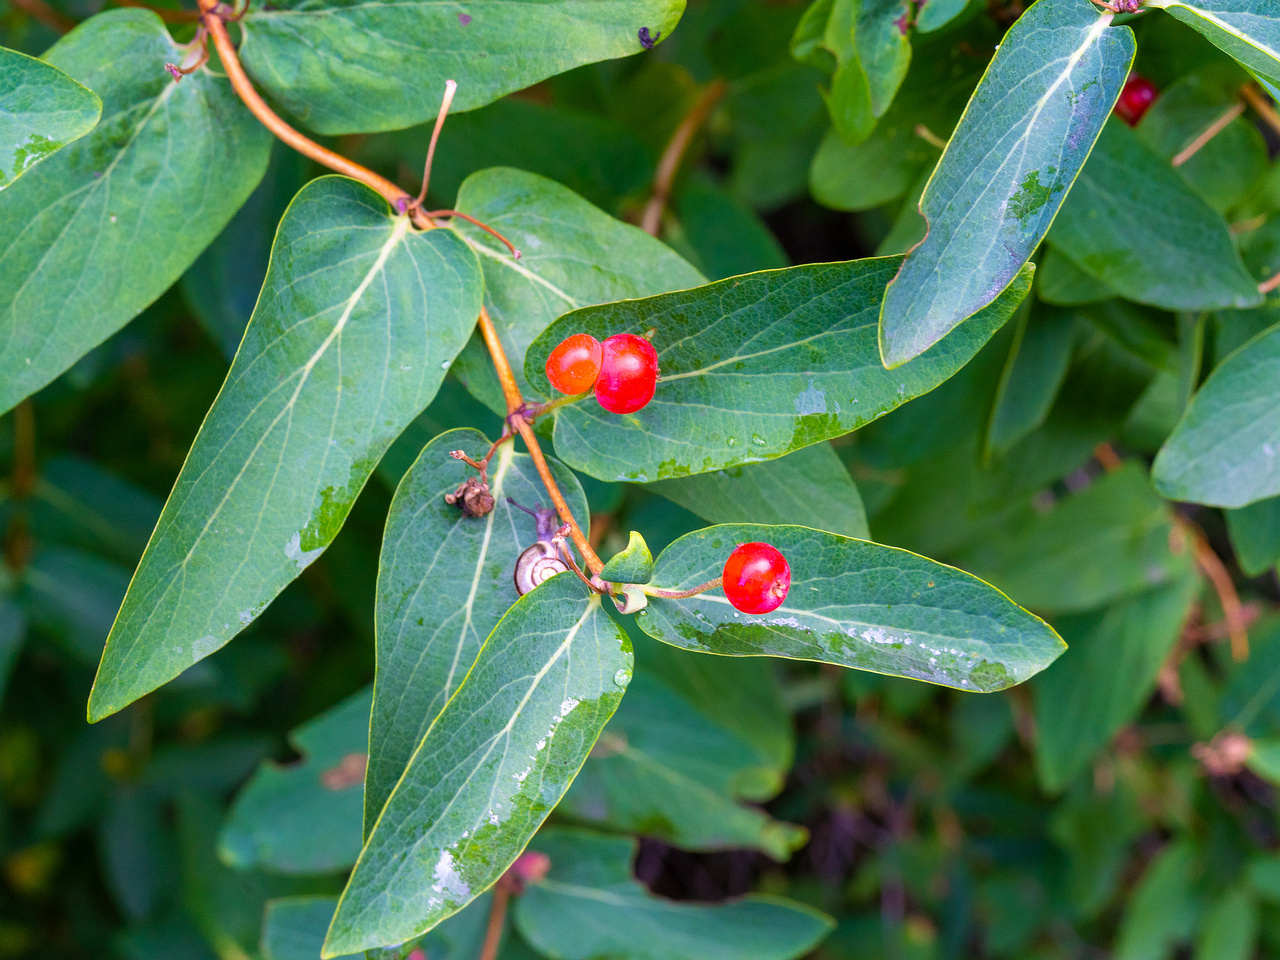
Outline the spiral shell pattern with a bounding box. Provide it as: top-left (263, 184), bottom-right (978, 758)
top-left (514, 541), bottom-right (567, 595)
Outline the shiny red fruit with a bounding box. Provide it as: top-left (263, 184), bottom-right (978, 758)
top-left (722, 542), bottom-right (790, 614)
top-left (1114, 75), bottom-right (1158, 126)
top-left (595, 334), bottom-right (659, 414)
top-left (546, 334), bottom-right (603, 395)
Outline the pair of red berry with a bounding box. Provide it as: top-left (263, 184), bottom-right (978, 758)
top-left (1115, 74), bottom-right (1157, 126)
top-left (545, 333), bottom-right (659, 414)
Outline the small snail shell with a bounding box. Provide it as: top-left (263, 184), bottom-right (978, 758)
top-left (515, 541), bottom-right (567, 595)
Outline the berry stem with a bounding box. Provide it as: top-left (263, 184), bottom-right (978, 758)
top-left (643, 576), bottom-right (723, 600)
top-left (1241, 84), bottom-right (1280, 139)
top-left (1171, 100), bottom-right (1244, 167)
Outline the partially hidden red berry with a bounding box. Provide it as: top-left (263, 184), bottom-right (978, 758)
top-left (595, 333), bottom-right (659, 414)
top-left (545, 333), bottom-right (603, 395)
top-left (722, 542), bottom-right (790, 614)
top-left (1114, 75), bottom-right (1157, 127)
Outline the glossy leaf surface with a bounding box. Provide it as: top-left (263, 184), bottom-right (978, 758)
top-left (648, 442), bottom-right (869, 540)
top-left (0, 11), bottom-right (272, 415)
top-left (88, 177), bottom-right (483, 721)
top-left (366, 428), bottom-right (588, 833)
top-left (325, 577), bottom-right (631, 956)
top-left (530, 258), bottom-right (1033, 482)
top-left (0, 45), bottom-right (99, 189)
top-left (515, 829), bottom-right (833, 960)
top-left (451, 167), bottom-right (703, 411)
top-left (239, 0), bottom-right (687, 134)
top-left (1153, 322), bottom-right (1280, 507)
top-left (1148, 0), bottom-right (1280, 86)
top-left (221, 687), bottom-right (371, 874)
top-left (1049, 121), bottom-right (1260, 311)
top-left (635, 524), bottom-right (1065, 692)
top-left (878, 0), bottom-right (1133, 367)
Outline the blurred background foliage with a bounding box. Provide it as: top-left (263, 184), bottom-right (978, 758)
top-left (3, 0), bottom-right (1280, 956)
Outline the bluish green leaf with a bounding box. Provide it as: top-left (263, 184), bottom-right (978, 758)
top-left (671, 176), bottom-right (788, 281)
top-left (530, 257), bottom-right (1032, 482)
top-left (515, 828), bottom-right (833, 960)
top-left (916, 0), bottom-right (970, 32)
top-left (0, 44), bottom-right (99, 189)
top-left (1148, 0), bottom-right (1280, 87)
top-left (1226, 495), bottom-right (1280, 575)
top-left (854, 0), bottom-right (912, 118)
top-left (1048, 121), bottom-right (1260, 311)
top-left (1153, 320), bottom-right (1280, 507)
top-left (0, 10), bottom-right (272, 415)
top-left (366, 427), bottom-right (588, 833)
top-left (238, 0), bottom-right (687, 135)
top-left (221, 687), bottom-right (372, 875)
top-left (648, 442), bottom-right (869, 540)
top-left (263, 898), bottom-right (360, 960)
top-left (88, 177), bottom-right (483, 722)
top-left (451, 167), bottom-right (703, 413)
top-left (1038, 246), bottom-right (1116, 305)
top-left (954, 463), bottom-right (1193, 614)
top-left (635, 523), bottom-right (1065, 692)
top-left (878, 0), bottom-right (1134, 367)
top-left (29, 455), bottom-right (161, 565)
top-left (1033, 575), bottom-right (1199, 793)
top-left (25, 545), bottom-right (129, 662)
top-left (325, 577), bottom-right (631, 956)
top-left (985, 303), bottom-right (1078, 457)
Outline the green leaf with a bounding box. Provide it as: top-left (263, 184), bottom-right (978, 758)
top-left (635, 523), bottom-right (1065, 692)
top-left (1114, 841), bottom-right (1200, 960)
top-left (877, 0), bottom-right (1134, 367)
top-left (0, 10), bottom-right (272, 416)
top-left (1226, 496), bottom-right (1280, 575)
top-left (238, 0), bottom-right (687, 135)
top-left (220, 687), bottom-right (371, 875)
top-left (985, 303), bottom-right (1078, 457)
top-left (0, 45), bottom-right (99, 189)
top-left (601, 532), bottom-right (654, 584)
top-left (515, 828), bottom-right (834, 960)
top-left (366, 427), bottom-right (588, 833)
top-left (1033, 575), bottom-right (1199, 793)
top-left (916, 0), bottom-right (969, 32)
top-left (647, 443), bottom-right (869, 540)
top-left (1038, 246), bottom-right (1116, 305)
top-left (1153, 320), bottom-right (1280, 507)
top-left (450, 167), bottom-right (703, 413)
top-left (954, 462), bottom-right (1193, 614)
top-left (325, 577), bottom-right (631, 956)
top-left (530, 257), bottom-right (1033, 482)
top-left (1247, 737), bottom-right (1280, 783)
top-left (28, 455), bottom-right (161, 565)
top-left (88, 176), bottom-right (483, 722)
top-left (263, 898), bottom-right (360, 960)
top-left (24, 545), bottom-right (130, 663)
top-left (1194, 885), bottom-right (1257, 960)
top-left (854, 0), bottom-right (912, 118)
top-left (1048, 121), bottom-right (1260, 311)
top-left (671, 176), bottom-right (788, 281)
top-left (559, 667), bottom-right (806, 858)
top-left (1147, 0), bottom-right (1280, 87)
top-left (0, 599), bottom-right (23, 705)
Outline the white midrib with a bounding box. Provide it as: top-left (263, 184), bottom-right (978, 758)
top-left (464, 234), bottom-right (579, 308)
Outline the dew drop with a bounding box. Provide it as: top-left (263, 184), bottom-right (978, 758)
top-left (726, 436), bottom-right (738, 447)
top-left (440, 359), bottom-right (451, 369)
top-left (613, 668), bottom-right (632, 688)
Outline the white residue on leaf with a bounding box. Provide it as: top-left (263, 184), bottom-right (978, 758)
top-left (431, 850), bottom-right (470, 902)
top-left (794, 379), bottom-right (827, 416)
top-left (559, 698), bottom-right (580, 717)
top-left (855, 627), bottom-right (899, 645)
top-left (536, 739), bottom-right (547, 751)
top-left (768, 616), bottom-right (802, 628)
top-left (285, 532), bottom-right (324, 571)
top-left (192, 634), bottom-right (220, 659)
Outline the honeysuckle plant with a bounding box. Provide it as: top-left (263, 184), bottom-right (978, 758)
top-left (5, 0), bottom-right (1280, 955)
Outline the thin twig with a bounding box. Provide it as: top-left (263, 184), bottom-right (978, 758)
top-left (11, 400), bottom-right (35, 500)
top-left (198, 0), bottom-right (428, 224)
top-left (644, 576), bottom-right (723, 600)
top-left (1241, 83), bottom-right (1280, 139)
top-left (1171, 101), bottom-right (1245, 167)
top-left (428, 210), bottom-right (521, 258)
top-left (1260, 269), bottom-right (1280, 295)
top-left (640, 79), bottom-right (728, 236)
top-left (914, 124), bottom-right (947, 149)
top-left (477, 883), bottom-right (510, 960)
top-left (8, 0), bottom-right (75, 33)
top-left (1179, 518), bottom-right (1249, 662)
top-left (414, 79), bottom-right (457, 207)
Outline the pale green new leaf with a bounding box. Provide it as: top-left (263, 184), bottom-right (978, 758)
top-left (635, 524), bottom-right (1065, 692)
top-left (648, 442), bottom-right (869, 540)
top-left (238, 0), bottom-right (687, 135)
top-left (220, 687), bottom-right (372, 874)
top-left (1147, 0), bottom-right (1280, 87)
top-left (366, 427), bottom-right (588, 833)
top-left (878, 0), bottom-right (1134, 367)
top-left (324, 577), bottom-right (632, 956)
top-left (1033, 575), bottom-right (1200, 793)
top-left (1153, 321), bottom-right (1280, 507)
top-left (0, 45), bottom-right (99, 189)
top-left (1048, 121), bottom-right (1260, 311)
top-left (529, 258), bottom-right (1033, 482)
top-left (451, 167), bottom-right (704, 412)
top-left (515, 829), bottom-right (834, 960)
top-left (88, 177), bottom-right (483, 722)
top-left (0, 11), bottom-right (272, 415)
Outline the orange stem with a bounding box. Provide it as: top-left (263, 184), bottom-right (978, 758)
top-left (1171, 101), bottom-right (1244, 168)
top-left (1179, 518), bottom-right (1249, 662)
top-left (477, 884), bottom-right (510, 960)
top-left (640, 79), bottom-right (728, 236)
top-left (1242, 84), bottom-right (1280, 139)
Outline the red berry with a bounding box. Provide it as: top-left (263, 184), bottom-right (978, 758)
top-left (722, 542), bottom-right (790, 614)
top-left (1114, 75), bottom-right (1157, 127)
top-left (546, 334), bottom-right (603, 395)
top-left (595, 334), bottom-right (659, 414)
